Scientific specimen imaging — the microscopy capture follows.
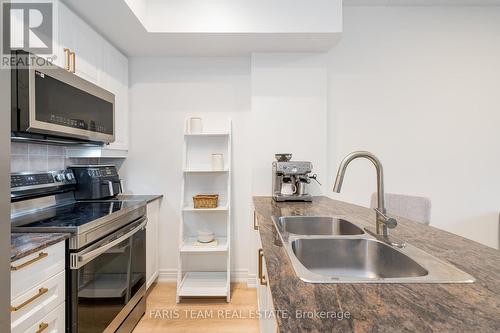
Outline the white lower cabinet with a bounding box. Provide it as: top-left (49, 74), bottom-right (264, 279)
top-left (24, 302), bottom-right (65, 333)
top-left (255, 213), bottom-right (278, 333)
top-left (146, 199), bottom-right (161, 289)
top-left (11, 241), bottom-right (66, 333)
top-left (11, 241), bottom-right (65, 300)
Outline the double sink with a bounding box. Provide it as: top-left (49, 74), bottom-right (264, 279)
top-left (273, 216), bottom-right (474, 283)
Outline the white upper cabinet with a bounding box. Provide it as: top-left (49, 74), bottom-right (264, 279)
top-left (55, 1), bottom-right (129, 153)
top-left (71, 21), bottom-right (102, 84)
top-left (53, 3), bottom-right (70, 70)
top-left (101, 42), bottom-right (129, 151)
top-left (57, 2), bottom-right (102, 84)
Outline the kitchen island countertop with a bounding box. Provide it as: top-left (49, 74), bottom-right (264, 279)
top-left (253, 196), bottom-right (500, 332)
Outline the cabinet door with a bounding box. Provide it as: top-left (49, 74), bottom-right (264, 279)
top-left (146, 200), bottom-right (160, 289)
top-left (55, 3), bottom-right (77, 73)
top-left (54, 2), bottom-right (74, 70)
top-left (264, 264), bottom-right (277, 333)
top-left (255, 217), bottom-right (278, 333)
top-left (72, 18), bottom-right (102, 84)
top-left (256, 234), bottom-right (269, 332)
top-left (101, 42), bottom-right (129, 151)
top-left (24, 302), bottom-right (65, 333)
top-left (56, 2), bottom-right (102, 84)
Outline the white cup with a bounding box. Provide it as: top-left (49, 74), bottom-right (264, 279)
top-left (189, 117), bottom-right (203, 134)
top-left (212, 154), bottom-right (224, 171)
top-left (281, 183), bottom-right (297, 195)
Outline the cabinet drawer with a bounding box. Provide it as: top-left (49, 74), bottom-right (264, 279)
top-left (11, 271), bottom-right (65, 333)
top-left (11, 241), bottom-right (65, 300)
top-left (23, 302), bottom-right (65, 333)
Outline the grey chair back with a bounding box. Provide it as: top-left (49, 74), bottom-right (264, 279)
top-left (370, 193), bottom-right (431, 225)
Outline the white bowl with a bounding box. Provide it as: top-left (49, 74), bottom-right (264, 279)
top-left (197, 230), bottom-right (215, 243)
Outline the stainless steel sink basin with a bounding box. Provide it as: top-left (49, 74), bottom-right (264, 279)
top-left (272, 215), bottom-right (475, 284)
top-left (291, 238), bottom-right (428, 279)
top-left (276, 216), bottom-right (364, 236)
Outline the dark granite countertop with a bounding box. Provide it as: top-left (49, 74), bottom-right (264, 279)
top-left (11, 233), bottom-right (70, 262)
top-left (253, 196), bottom-right (500, 333)
top-left (115, 194), bottom-right (163, 204)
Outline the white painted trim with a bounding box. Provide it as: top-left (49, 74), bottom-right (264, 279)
top-left (146, 271), bottom-right (160, 290)
top-left (246, 273), bottom-right (258, 288)
top-left (159, 269), bottom-right (256, 287)
top-left (158, 269), bottom-right (178, 282)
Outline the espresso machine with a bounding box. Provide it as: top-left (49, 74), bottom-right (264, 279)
top-left (272, 153), bottom-right (319, 202)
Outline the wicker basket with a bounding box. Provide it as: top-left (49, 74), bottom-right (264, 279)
top-left (193, 194), bottom-right (219, 209)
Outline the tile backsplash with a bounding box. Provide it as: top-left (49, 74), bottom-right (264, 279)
top-left (11, 142), bottom-right (124, 173)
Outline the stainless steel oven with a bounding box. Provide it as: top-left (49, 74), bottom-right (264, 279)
top-left (11, 169), bottom-right (148, 333)
top-left (69, 216), bottom-right (147, 333)
top-left (11, 51), bottom-right (115, 143)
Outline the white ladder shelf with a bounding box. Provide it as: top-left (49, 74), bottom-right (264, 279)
top-left (176, 118), bottom-right (232, 303)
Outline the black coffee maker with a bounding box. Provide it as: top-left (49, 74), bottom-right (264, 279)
top-left (68, 165), bottom-right (122, 200)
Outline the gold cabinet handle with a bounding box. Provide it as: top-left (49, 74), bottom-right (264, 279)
top-left (35, 322), bottom-right (49, 333)
top-left (11, 287), bottom-right (48, 312)
top-left (69, 51), bottom-right (76, 73)
top-left (253, 211), bottom-right (259, 230)
top-left (11, 252), bottom-right (48, 271)
top-left (258, 248), bottom-right (267, 286)
top-left (63, 48), bottom-right (70, 70)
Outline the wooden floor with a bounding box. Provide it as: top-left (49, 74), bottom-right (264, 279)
top-left (133, 283), bottom-right (259, 333)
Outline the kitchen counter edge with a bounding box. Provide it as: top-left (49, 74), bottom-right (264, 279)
top-left (11, 233), bottom-right (70, 262)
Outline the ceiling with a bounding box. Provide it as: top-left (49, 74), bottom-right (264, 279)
top-left (62, 0), bottom-right (500, 57)
top-left (62, 0), bottom-right (342, 56)
top-left (344, 0), bottom-right (500, 5)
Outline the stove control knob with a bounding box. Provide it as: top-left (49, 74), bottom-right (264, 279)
top-left (55, 174), bottom-right (65, 182)
top-left (65, 173), bottom-right (74, 181)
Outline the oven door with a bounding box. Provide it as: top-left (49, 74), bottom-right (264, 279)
top-left (69, 217), bottom-right (147, 333)
top-left (13, 52), bottom-right (115, 143)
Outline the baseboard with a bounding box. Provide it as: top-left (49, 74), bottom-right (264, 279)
top-left (146, 271), bottom-right (160, 289)
top-left (246, 273), bottom-right (258, 288)
top-left (158, 269), bottom-right (257, 288)
top-left (157, 269), bottom-right (177, 282)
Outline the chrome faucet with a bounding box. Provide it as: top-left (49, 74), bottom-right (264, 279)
top-left (332, 151), bottom-right (398, 237)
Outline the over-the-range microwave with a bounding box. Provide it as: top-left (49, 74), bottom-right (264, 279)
top-left (11, 51), bottom-right (115, 144)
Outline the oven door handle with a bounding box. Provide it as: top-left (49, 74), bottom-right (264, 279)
top-left (72, 217), bottom-right (147, 269)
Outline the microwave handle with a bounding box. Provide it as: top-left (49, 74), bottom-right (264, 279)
top-left (72, 217), bottom-right (147, 268)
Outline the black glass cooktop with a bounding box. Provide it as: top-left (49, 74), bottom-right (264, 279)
top-left (20, 201), bottom-right (137, 228)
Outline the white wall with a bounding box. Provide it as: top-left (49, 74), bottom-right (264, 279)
top-left (327, 6), bottom-right (500, 249)
top-left (251, 53), bottom-right (328, 196)
top-left (121, 57), bottom-right (252, 278)
top-left (122, 53), bottom-right (329, 281)
top-left (249, 53), bottom-right (329, 277)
